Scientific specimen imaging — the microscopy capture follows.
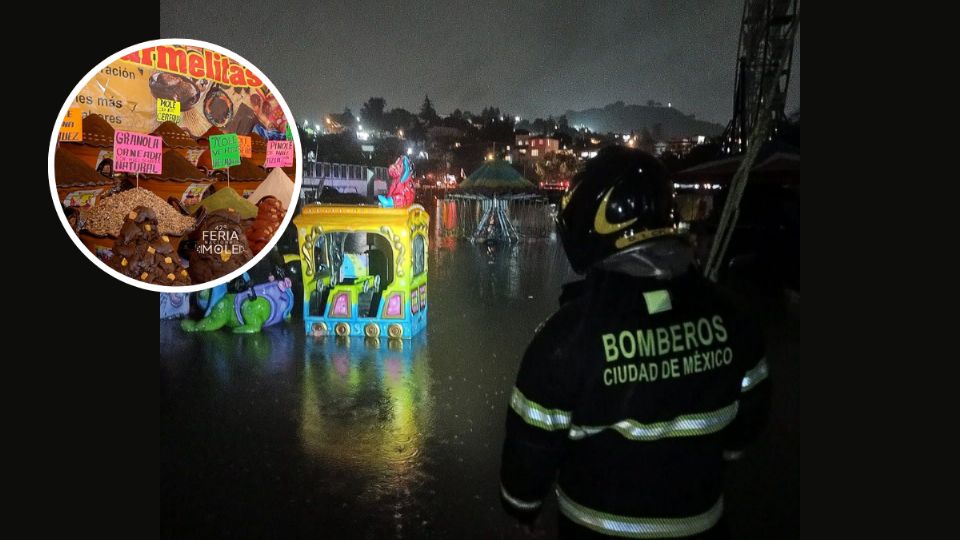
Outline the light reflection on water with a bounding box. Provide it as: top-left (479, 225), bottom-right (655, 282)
top-left (161, 200), bottom-right (574, 537)
top-left (163, 198), bottom-right (796, 538)
top-left (299, 335), bottom-right (434, 512)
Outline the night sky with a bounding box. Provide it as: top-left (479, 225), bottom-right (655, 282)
top-left (160, 0), bottom-right (800, 126)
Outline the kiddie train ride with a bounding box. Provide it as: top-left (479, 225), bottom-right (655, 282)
top-left (294, 156), bottom-right (428, 339)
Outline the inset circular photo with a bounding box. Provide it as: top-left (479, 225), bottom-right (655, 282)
top-left (49, 39), bottom-right (302, 292)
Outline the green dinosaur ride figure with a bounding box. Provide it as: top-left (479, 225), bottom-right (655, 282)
top-left (181, 276), bottom-right (295, 334)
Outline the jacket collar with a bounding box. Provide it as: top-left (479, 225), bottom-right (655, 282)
top-left (593, 236), bottom-right (695, 280)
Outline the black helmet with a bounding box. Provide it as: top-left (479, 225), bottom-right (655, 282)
top-left (557, 146), bottom-right (676, 274)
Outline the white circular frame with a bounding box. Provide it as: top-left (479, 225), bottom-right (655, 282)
top-left (48, 38), bottom-right (303, 293)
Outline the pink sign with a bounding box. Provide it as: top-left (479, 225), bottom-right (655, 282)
top-left (113, 131), bottom-right (163, 175)
top-left (265, 140), bottom-right (294, 168)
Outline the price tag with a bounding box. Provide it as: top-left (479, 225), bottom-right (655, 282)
top-left (209, 133), bottom-right (241, 169)
top-left (156, 98), bottom-right (181, 123)
top-left (238, 135), bottom-right (252, 158)
top-left (265, 140), bottom-right (294, 168)
top-left (113, 130), bottom-right (162, 175)
top-left (59, 107), bottom-right (83, 142)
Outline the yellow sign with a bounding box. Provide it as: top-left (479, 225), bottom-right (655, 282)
top-left (156, 98), bottom-right (181, 123)
top-left (59, 107), bottom-right (83, 142)
top-left (238, 135), bottom-right (252, 158)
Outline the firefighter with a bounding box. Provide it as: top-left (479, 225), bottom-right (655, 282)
top-left (499, 146), bottom-right (770, 539)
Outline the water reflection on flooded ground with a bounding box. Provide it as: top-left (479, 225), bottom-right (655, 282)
top-left (161, 234), bottom-right (576, 539)
top-left (161, 202), bottom-right (798, 538)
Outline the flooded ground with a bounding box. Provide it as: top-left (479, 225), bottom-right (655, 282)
top-left (160, 202), bottom-right (799, 539)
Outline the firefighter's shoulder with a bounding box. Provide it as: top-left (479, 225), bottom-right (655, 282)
top-left (675, 274), bottom-right (764, 354)
top-left (526, 297), bottom-right (592, 360)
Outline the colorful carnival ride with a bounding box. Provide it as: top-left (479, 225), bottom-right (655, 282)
top-left (293, 203), bottom-right (429, 339)
top-left (179, 274), bottom-right (295, 333)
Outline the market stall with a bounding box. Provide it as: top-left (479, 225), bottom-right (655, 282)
top-left (139, 150), bottom-right (212, 205)
top-left (52, 43), bottom-right (299, 284)
top-left (245, 167), bottom-right (294, 255)
top-left (249, 132), bottom-right (267, 167)
top-left (151, 121), bottom-right (204, 163)
top-left (54, 147), bottom-right (117, 208)
top-left (197, 152), bottom-right (268, 196)
top-left (59, 113), bottom-right (115, 174)
top-left (248, 167), bottom-right (294, 209)
top-left (198, 125), bottom-right (224, 150)
top-left (75, 187), bottom-right (197, 260)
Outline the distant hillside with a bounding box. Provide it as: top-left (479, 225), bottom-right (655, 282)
top-left (564, 101), bottom-right (724, 139)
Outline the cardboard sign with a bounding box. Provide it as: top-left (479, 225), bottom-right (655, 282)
top-left (62, 188), bottom-right (104, 208)
top-left (113, 131), bottom-right (162, 175)
top-left (156, 98), bottom-right (181, 123)
top-left (180, 183), bottom-right (213, 206)
top-left (265, 140), bottom-right (294, 168)
top-left (209, 133), bottom-right (241, 169)
top-left (238, 135), bottom-right (252, 158)
top-left (59, 107), bottom-right (83, 142)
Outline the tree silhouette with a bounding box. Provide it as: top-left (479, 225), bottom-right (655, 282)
top-left (330, 108), bottom-right (357, 129)
top-left (360, 97), bottom-right (387, 131)
top-left (420, 95), bottom-right (439, 125)
top-left (384, 107), bottom-right (419, 132)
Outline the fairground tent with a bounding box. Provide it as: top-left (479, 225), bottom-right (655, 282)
top-left (458, 160), bottom-right (536, 192)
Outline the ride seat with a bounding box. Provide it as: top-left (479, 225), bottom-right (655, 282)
top-left (367, 248), bottom-right (391, 289)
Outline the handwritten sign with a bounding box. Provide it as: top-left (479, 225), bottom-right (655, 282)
top-left (238, 135), bottom-right (252, 158)
top-left (113, 131), bottom-right (162, 175)
top-left (62, 188), bottom-right (103, 208)
top-left (156, 98), bottom-right (181, 123)
top-left (180, 183), bottom-right (213, 206)
top-left (209, 133), bottom-right (241, 169)
top-left (265, 140), bottom-right (294, 168)
top-left (59, 108), bottom-right (83, 142)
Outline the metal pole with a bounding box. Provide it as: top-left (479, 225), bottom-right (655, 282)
top-left (705, 9), bottom-right (799, 281)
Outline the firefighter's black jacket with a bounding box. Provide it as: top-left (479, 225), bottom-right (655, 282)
top-left (500, 265), bottom-right (769, 538)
